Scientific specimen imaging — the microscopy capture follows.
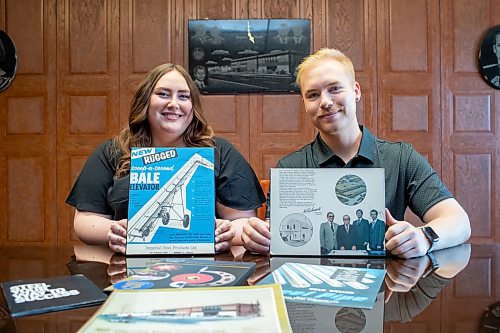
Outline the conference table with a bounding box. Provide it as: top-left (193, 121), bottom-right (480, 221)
top-left (0, 243), bottom-right (498, 332)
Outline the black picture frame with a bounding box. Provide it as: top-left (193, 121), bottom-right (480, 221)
top-left (479, 25), bottom-right (500, 89)
top-left (188, 19), bottom-right (311, 94)
top-left (0, 30), bottom-right (17, 93)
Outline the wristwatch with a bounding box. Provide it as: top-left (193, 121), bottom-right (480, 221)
top-left (420, 226), bottom-right (439, 253)
top-left (422, 251), bottom-right (439, 278)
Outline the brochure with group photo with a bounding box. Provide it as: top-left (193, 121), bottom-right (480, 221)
top-left (270, 168), bottom-right (386, 257)
top-left (285, 291), bottom-right (384, 333)
top-left (126, 147), bottom-right (215, 255)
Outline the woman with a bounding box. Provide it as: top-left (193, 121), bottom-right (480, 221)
top-left (66, 64), bottom-right (265, 253)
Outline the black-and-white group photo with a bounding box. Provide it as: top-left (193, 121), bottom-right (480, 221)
top-left (479, 25), bottom-right (500, 89)
top-left (319, 209), bottom-right (385, 255)
top-left (188, 19), bottom-right (311, 93)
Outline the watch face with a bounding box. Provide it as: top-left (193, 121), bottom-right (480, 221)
top-left (423, 226), bottom-right (439, 241)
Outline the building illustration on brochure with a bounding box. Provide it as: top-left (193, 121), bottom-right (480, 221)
top-left (77, 284), bottom-right (293, 333)
top-left (270, 168), bottom-right (386, 257)
top-left (126, 147), bottom-right (215, 255)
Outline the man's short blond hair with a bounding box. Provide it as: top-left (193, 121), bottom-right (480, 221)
top-left (296, 48), bottom-right (355, 90)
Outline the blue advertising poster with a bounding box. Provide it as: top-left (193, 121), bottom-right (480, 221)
top-left (126, 147), bottom-right (215, 255)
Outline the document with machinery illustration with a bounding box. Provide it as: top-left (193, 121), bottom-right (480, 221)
top-left (127, 147), bottom-right (215, 255)
top-left (270, 168), bottom-right (386, 257)
top-left (77, 284), bottom-right (293, 333)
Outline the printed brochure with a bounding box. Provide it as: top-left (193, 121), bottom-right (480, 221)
top-left (127, 147), bottom-right (215, 255)
top-left (77, 284), bottom-right (293, 333)
top-left (270, 168), bottom-right (386, 257)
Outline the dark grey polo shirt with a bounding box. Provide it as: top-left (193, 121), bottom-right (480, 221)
top-left (275, 126), bottom-right (452, 221)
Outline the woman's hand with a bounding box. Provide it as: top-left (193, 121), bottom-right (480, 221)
top-left (215, 219), bottom-right (235, 253)
top-left (107, 219), bottom-right (127, 254)
top-left (241, 217), bottom-right (271, 254)
top-left (107, 252), bottom-right (127, 284)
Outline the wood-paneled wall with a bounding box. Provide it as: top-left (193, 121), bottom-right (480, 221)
top-left (0, 0), bottom-right (498, 246)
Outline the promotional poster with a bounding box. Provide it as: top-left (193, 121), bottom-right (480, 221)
top-left (127, 147), bottom-right (215, 255)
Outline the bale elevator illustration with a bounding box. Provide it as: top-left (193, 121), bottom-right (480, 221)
top-left (128, 153), bottom-right (214, 242)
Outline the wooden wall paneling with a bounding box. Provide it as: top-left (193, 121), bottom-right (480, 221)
top-left (246, 0), bottom-right (314, 180)
top-left (173, 0), bottom-right (189, 66)
top-left (0, 0), bottom-right (4, 27)
top-left (197, 0), bottom-right (239, 19)
top-left (376, 0), bottom-right (441, 168)
top-left (324, 0), bottom-right (377, 133)
top-left (440, 0), bottom-right (500, 243)
top-left (384, 297), bottom-right (442, 333)
top-left (377, 0), bottom-right (441, 226)
top-left (0, 0), bottom-right (57, 245)
top-left (119, 0), bottom-right (176, 127)
top-left (56, 0), bottom-right (120, 244)
top-left (202, 94), bottom-right (251, 159)
top-left (262, 0), bottom-right (300, 18)
top-left (440, 245), bottom-right (500, 332)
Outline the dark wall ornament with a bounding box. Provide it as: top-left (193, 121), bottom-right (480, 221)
top-left (188, 19), bottom-right (311, 94)
top-left (0, 30), bottom-right (17, 93)
top-left (479, 25), bottom-right (500, 89)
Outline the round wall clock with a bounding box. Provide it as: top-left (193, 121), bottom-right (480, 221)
top-left (479, 25), bottom-right (500, 89)
top-left (0, 29), bottom-right (17, 93)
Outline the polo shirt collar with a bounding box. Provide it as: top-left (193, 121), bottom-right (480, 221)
top-left (312, 126), bottom-right (377, 166)
top-left (357, 126), bottom-right (377, 163)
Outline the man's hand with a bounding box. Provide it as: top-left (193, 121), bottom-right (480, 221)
top-left (215, 219), bottom-right (235, 253)
top-left (385, 209), bottom-right (430, 258)
top-left (107, 219), bottom-right (127, 254)
top-left (241, 217), bottom-right (270, 254)
top-left (384, 255), bottom-right (430, 302)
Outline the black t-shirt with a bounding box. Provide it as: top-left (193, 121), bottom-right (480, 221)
top-left (66, 137), bottom-right (266, 220)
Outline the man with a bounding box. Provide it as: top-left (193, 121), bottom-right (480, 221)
top-left (193, 65), bottom-right (207, 89)
top-left (242, 48), bottom-right (470, 258)
top-left (319, 212), bottom-right (338, 254)
top-left (337, 215), bottom-right (358, 250)
top-left (368, 210), bottom-right (385, 251)
top-left (353, 209), bottom-right (369, 250)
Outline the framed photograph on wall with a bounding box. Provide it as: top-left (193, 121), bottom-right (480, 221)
top-left (188, 19), bottom-right (311, 94)
top-left (479, 25), bottom-right (500, 89)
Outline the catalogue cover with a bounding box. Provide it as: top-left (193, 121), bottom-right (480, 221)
top-left (77, 284), bottom-right (293, 333)
top-left (270, 168), bottom-right (386, 257)
top-left (127, 147), bottom-right (215, 255)
top-left (1, 274), bottom-right (107, 318)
